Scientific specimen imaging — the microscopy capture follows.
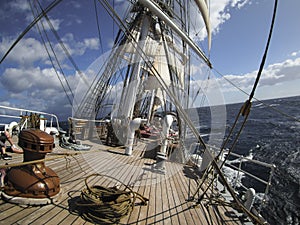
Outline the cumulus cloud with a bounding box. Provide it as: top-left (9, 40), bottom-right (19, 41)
top-left (225, 57), bottom-right (300, 89)
top-left (39, 18), bottom-right (62, 31)
top-left (189, 56), bottom-right (300, 105)
top-left (290, 50), bottom-right (300, 57)
top-left (0, 66), bottom-right (80, 118)
top-left (0, 34), bottom-right (99, 67)
top-left (259, 58), bottom-right (300, 86)
top-left (1, 67), bottom-right (65, 93)
top-left (0, 0), bottom-right (298, 118)
top-left (191, 0), bottom-right (251, 42)
top-left (59, 33), bottom-right (99, 56)
top-left (0, 37), bottom-right (48, 66)
top-left (8, 0), bottom-right (30, 12)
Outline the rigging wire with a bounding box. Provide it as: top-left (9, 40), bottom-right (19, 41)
top-left (98, 0), bottom-right (208, 147)
top-left (0, 0), bottom-right (63, 64)
top-left (218, 0), bottom-right (279, 173)
top-left (31, 0), bottom-right (75, 109)
top-left (248, 0), bottom-right (277, 102)
top-left (94, 0), bottom-right (104, 55)
top-left (75, 1), bottom-right (138, 118)
top-left (193, 1), bottom-right (279, 223)
top-left (190, 67), bottom-right (211, 107)
top-left (214, 68), bottom-right (300, 123)
top-left (94, 4), bottom-right (279, 224)
top-left (35, 1), bottom-right (90, 88)
top-left (213, 0), bottom-right (299, 124)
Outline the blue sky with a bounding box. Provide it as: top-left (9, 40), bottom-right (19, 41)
top-left (0, 0), bottom-right (299, 119)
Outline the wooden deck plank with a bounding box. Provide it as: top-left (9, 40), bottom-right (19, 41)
top-left (125, 157), bottom-right (152, 224)
top-left (14, 157), bottom-right (92, 224)
top-left (152, 172), bottom-right (165, 224)
top-left (179, 168), bottom-right (218, 225)
top-left (165, 166), bottom-right (186, 225)
top-left (47, 152), bottom-right (115, 225)
top-left (144, 164), bottom-right (156, 225)
top-left (51, 146), bottom-right (145, 225)
top-left (121, 158), bottom-right (148, 223)
top-left (0, 140), bottom-right (245, 225)
top-left (161, 170), bottom-right (176, 225)
top-left (3, 152), bottom-right (101, 222)
top-left (169, 163), bottom-right (195, 225)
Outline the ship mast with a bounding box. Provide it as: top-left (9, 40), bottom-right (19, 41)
top-left (74, 0), bottom-right (213, 157)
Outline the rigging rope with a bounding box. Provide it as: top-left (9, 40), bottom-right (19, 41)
top-left (98, 0), bottom-right (208, 149)
top-left (213, 1), bottom-right (298, 124)
top-left (248, 0), bottom-right (278, 102)
top-left (191, 0), bottom-right (279, 224)
top-left (30, 0), bottom-right (75, 109)
top-left (94, 0), bottom-right (104, 55)
top-left (76, 173), bottom-right (148, 224)
top-left (35, 1), bottom-right (90, 88)
top-left (0, 0), bottom-right (63, 64)
top-left (0, 152), bottom-right (79, 169)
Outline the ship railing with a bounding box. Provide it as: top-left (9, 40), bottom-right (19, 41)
top-left (188, 142), bottom-right (205, 165)
top-left (0, 105), bottom-right (60, 134)
top-left (187, 142), bottom-right (275, 214)
top-left (223, 151), bottom-right (276, 213)
top-left (68, 117), bottom-right (109, 140)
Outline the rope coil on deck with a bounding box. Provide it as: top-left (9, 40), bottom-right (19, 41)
top-left (76, 173), bottom-right (148, 224)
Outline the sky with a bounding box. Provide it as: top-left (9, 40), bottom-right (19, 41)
top-left (0, 0), bottom-right (299, 120)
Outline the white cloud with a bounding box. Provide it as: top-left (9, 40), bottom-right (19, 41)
top-left (8, 0), bottom-right (30, 12)
top-left (69, 1), bottom-right (82, 9)
top-left (204, 57), bottom-right (300, 103)
top-left (210, 0), bottom-right (251, 33)
top-left (1, 67), bottom-right (63, 93)
top-left (230, 0), bottom-right (250, 9)
top-left (0, 66), bottom-right (80, 118)
top-left (227, 57), bottom-right (300, 89)
top-left (0, 0), bottom-right (298, 118)
top-left (59, 33), bottom-right (99, 56)
top-left (0, 34), bottom-right (99, 67)
top-left (83, 38), bottom-right (100, 50)
top-left (189, 0), bottom-right (251, 48)
top-left (260, 58), bottom-right (300, 85)
top-left (40, 18), bottom-right (62, 31)
top-left (290, 50), bottom-right (300, 57)
top-left (0, 37), bottom-right (48, 66)
top-left (189, 56), bottom-right (300, 105)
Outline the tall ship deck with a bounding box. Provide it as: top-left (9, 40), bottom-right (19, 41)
top-left (0, 0), bottom-right (280, 224)
top-left (1, 135), bottom-right (251, 225)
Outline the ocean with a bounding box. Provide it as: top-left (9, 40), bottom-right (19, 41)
top-left (60, 95), bottom-right (299, 224)
top-left (223, 96), bottom-right (300, 225)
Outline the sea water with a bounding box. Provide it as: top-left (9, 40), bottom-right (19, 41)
top-left (223, 96), bottom-right (299, 225)
top-left (60, 95), bottom-right (299, 224)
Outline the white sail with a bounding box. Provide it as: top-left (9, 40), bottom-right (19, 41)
top-left (138, 0), bottom-right (211, 68)
top-left (194, 0), bottom-right (212, 50)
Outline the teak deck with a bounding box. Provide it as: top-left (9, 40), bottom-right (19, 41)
top-left (0, 138), bottom-right (246, 225)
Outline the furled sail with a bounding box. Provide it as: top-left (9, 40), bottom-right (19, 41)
top-left (138, 0), bottom-right (212, 68)
top-left (194, 0), bottom-right (212, 50)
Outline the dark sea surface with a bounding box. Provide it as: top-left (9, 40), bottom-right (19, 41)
top-left (223, 96), bottom-right (300, 225)
top-left (59, 96), bottom-right (299, 224)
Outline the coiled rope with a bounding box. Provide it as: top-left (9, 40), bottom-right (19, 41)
top-left (76, 173), bottom-right (149, 224)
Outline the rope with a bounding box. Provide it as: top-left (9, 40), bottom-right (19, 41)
top-left (94, 0), bottom-right (104, 55)
top-left (76, 173), bottom-right (149, 224)
top-left (248, 0), bottom-right (278, 102)
top-left (34, 0), bottom-right (90, 88)
top-left (0, 152), bottom-right (79, 169)
top-left (29, 1), bottom-right (75, 109)
top-left (191, 1), bottom-right (279, 224)
top-left (0, 0), bottom-right (63, 64)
